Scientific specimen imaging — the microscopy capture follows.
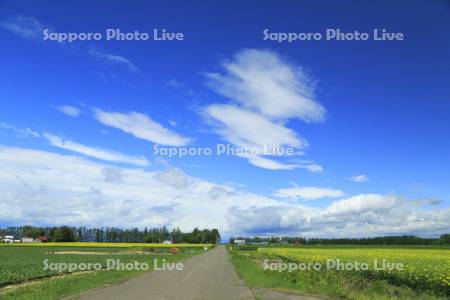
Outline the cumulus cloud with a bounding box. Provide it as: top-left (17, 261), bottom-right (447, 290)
top-left (101, 167), bottom-right (124, 183)
top-left (0, 15), bottom-right (45, 40)
top-left (274, 186), bottom-right (344, 200)
top-left (43, 133), bottom-right (150, 166)
top-left (205, 49), bottom-right (325, 122)
top-left (0, 146), bottom-right (275, 231)
top-left (153, 168), bottom-right (193, 189)
top-left (324, 194), bottom-right (397, 215)
top-left (227, 194), bottom-right (450, 238)
top-left (350, 174), bottom-right (369, 182)
top-left (94, 109), bottom-right (191, 146)
top-left (0, 145), bottom-right (448, 237)
top-left (56, 105), bottom-right (81, 117)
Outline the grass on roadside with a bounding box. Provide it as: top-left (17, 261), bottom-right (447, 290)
top-left (229, 249), bottom-right (443, 300)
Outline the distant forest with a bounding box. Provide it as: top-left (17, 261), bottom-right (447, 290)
top-left (1, 226), bottom-right (220, 244)
top-left (231, 234), bottom-right (450, 245)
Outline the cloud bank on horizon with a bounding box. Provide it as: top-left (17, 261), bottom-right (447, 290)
top-left (0, 146), bottom-right (448, 238)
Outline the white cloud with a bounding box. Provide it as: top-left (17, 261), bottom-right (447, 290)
top-left (299, 162), bottom-right (323, 173)
top-left (205, 104), bottom-right (305, 152)
top-left (238, 154), bottom-right (322, 172)
top-left (1, 16), bottom-right (138, 75)
top-left (0, 122), bottom-right (40, 138)
top-left (204, 104), bottom-right (322, 171)
top-left (43, 133), bottom-right (150, 166)
top-left (94, 109), bottom-right (191, 146)
top-left (324, 194), bottom-right (397, 215)
top-left (350, 174), bottom-right (369, 182)
top-left (0, 15), bottom-right (45, 40)
top-left (56, 105), bottom-right (81, 117)
top-left (0, 145), bottom-right (448, 238)
top-left (153, 168), bottom-right (192, 189)
top-left (89, 49), bottom-right (139, 73)
top-left (101, 167), bottom-right (124, 183)
top-left (227, 194), bottom-right (450, 238)
top-left (205, 49), bottom-right (325, 122)
top-left (0, 146), bottom-right (275, 231)
top-left (166, 79), bottom-right (184, 89)
top-left (274, 186), bottom-right (344, 200)
top-left (203, 49), bottom-right (325, 171)
top-left (243, 155), bottom-right (300, 170)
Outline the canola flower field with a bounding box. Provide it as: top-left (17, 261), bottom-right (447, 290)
top-left (259, 247), bottom-right (450, 296)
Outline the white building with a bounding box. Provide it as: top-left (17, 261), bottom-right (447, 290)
top-left (234, 239), bottom-right (246, 245)
top-left (22, 237), bottom-right (34, 243)
top-left (1, 235), bottom-right (15, 243)
top-left (163, 240), bottom-right (172, 244)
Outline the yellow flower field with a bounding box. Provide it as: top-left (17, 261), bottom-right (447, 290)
top-left (259, 247), bottom-right (450, 295)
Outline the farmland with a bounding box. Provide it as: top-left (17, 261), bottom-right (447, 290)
top-left (0, 243), bottom-right (208, 299)
top-left (0, 242), bottom-right (210, 248)
top-left (230, 245), bottom-right (450, 299)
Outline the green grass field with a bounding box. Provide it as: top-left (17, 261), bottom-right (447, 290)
top-left (0, 243), bottom-right (205, 299)
top-left (229, 245), bottom-right (450, 299)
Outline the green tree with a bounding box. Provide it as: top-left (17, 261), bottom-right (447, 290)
top-left (211, 229), bottom-right (220, 244)
top-left (53, 226), bottom-right (75, 242)
top-left (22, 226), bottom-right (45, 238)
top-left (439, 234), bottom-right (450, 245)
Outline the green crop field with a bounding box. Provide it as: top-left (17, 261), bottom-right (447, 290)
top-left (0, 244), bottom-right (205, 299)
top-left (230, 245), bottom-right (450, 299)
top-left (0, 244), bottom-right (205, 287)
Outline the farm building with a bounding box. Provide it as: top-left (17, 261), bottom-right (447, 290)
top-left (34, 236), bottom-right (48, 243)
top-left (1, 235), bottom-right (15, 243)
top-left (21, 237), bottom-right (34, 243)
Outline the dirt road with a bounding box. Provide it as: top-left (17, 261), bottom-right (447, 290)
top-left (78, 245), bottom-right (254, 300)
top-left (77, 245), bottom-right (323, 300)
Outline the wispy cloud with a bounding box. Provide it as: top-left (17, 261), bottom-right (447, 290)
top-left (274, 185), bottom-right (344, 200)
top-left (0, 122), bottom-right (40, 138)
top-left (350, 174), bottom-right (369, 183)
top-left (0, 15), bottom-right (45, 40)
top-left (89, 49), bottom-right (139, 73)
top-left (205, 104), bottom-right (306, 152)
top-left (56, 105), bottom-right (81, 117)
top-left (94, 109), bottom-right (191, 146)
top-left (166, 79), bottom-right (184, 89)
top-left (206, 48), bottom-right (325, 122)
top-left (1, 15), bottom-right (138, 74)
top-left (204, 104), bottom-right (318, 170)
top-left (43, 133), bottom-right (150, 166)
top-left (203, 49), bottom-right (325, 171)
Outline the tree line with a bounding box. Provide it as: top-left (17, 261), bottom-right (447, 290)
top-left (1, 226), bottom-right (220, 244)
top-left (230, 234), bottom-right (450, 245)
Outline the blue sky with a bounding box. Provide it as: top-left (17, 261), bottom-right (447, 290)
top-left (0, 0), bottom-right (449, 238)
